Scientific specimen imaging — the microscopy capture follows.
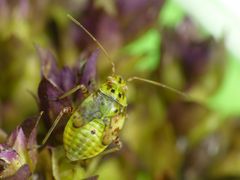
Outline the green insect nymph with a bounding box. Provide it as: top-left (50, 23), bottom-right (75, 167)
top-left (41, 15), bottom-right (187, 161)
top-left (63, 75), bottom-right (127, 161)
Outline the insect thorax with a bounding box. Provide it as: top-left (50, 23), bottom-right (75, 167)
top-left (79, 90), bottom-right (126, 122)
top-left (99, 75), bottom-right (128, 107)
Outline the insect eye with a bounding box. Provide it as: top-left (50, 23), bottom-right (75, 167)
top-left (118, 78), bottom-right (122, 83)
top-left (118, 93), bottom-right (122, 98)
top-left (111, 89), bottom-right (115, 93)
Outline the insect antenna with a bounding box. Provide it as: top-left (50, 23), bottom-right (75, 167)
top-left (67, 14), bottom-right (189, 99)
top-left (127, 76), bottom-right (189, 99)
top-left (67, 14), bottom-right (116, 74)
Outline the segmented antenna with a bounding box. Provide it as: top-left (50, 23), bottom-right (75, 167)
top-left (128, 76), bottom-right (189, 98)
top-left (67, 14), bottom-right (188, 99)
top-left (67, 14), bottom-right (116, 74)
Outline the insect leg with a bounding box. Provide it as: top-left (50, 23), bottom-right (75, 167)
top-left (41, 107), bottom-right (72, 145)
top-left (71, 111), bottom-right (84, 128)
top-left (102, 119), bottom-right (112, 146)
top-left (100, 137), bottom-right (122, 156)
top-left (58, 84), bottom-right (89, 100)
top-left (101, 118), bottom-right (122, 156)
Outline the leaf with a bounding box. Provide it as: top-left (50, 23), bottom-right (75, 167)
top-left (59, 66), bottom-right (77, 93)
top-left (36, 45), bottom-right (60, 85)
top-left (38, 77), bottom-right (72, 142)
top-left (20, 114), bottom-right (42, 171)
top-left (75, 50), bottom-right (99, 101)
top-left (116, 0), bottom-right (165, 42)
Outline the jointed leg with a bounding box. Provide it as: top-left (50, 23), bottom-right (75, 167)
top-left (71, 111), bottom-right (84, 128)
top-left (101, 117), bottom-right (122, 156)
top-left (41, 107), bottom-right (72, 145)
top-left (58, 84), bottom-right (89, 100)
top-left (102, 119), bottom-right (112, 146)
top-left (100, 137), bottom-right (122, 156)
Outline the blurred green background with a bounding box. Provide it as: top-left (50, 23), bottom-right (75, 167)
top-left (1, 0), bottom-right (240, 179)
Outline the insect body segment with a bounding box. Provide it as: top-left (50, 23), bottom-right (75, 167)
top-left (62, 75), bottom-right (127, 160)
top-left (63, 118), bottom-right (107, 161)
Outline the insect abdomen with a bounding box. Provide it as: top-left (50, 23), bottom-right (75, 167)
top-left (63, 118), bottom-right (107, 161)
